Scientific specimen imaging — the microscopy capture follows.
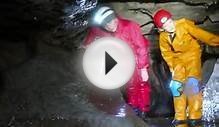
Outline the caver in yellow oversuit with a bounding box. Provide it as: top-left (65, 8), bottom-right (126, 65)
top-left (153, 9), bottom-right (219, 125)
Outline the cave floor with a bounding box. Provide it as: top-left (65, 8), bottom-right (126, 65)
top-left (4, 117), bottom-right (219, 127)
top-left (144, 117), bottom-right (219, 127)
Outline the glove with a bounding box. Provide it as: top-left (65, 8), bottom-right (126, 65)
top-left (169, 80), bottom-right (183, 97)
top-left (184, 77), bottom-right (200, 95)
top-left (140, 68), bottom-right (149, 82)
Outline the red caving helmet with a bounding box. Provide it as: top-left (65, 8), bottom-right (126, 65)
top-left (153, 9), bottom-right (172, 28)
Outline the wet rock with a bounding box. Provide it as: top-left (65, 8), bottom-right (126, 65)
top-left (0, 42), bottom-right (148, 127)
top-left (202, 58), bottom-right (217, 85)
top-left (111, 2), bottom-right (219, 35)
top-left (203, 59), bottom-right (219, 122)
top-left (183, 0), bottom-right (218, 5)
top-left (0, 41), bottom-right (30, 71)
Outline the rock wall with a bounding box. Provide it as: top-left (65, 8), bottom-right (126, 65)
top-left (0, 42), bottom-right (148, 127)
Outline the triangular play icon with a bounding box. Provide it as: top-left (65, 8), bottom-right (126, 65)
top-left (105, 51), bottom-right (117, 75)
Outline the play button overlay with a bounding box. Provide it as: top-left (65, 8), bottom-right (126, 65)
top-left (83, 37), bottom-right (135, 90)
top-left (105, 51), bottom-right (117, 75)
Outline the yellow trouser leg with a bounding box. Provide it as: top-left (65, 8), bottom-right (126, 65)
top-left (174, 94), bottom-right (187, 120)
top-left (188, 92), bottom-right (203, 119)
top-left (175, 124), bottom-right (188, 127)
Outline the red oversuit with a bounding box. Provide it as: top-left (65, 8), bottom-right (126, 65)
top-left (84, 17), bottom-right (151, 112)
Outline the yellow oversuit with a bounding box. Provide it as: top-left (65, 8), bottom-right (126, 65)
top-left (159, 18), bottom-right (219, 121)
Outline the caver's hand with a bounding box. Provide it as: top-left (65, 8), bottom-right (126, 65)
top-left (169, 80), bottom-right (183, 97)
top-left (140, 68), bottom-right (148, 82)
top-left (184, 77), bottom-right (200, 95)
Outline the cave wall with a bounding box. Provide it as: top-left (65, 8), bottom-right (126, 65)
top-left (110, 2), bottom-right (219, 35)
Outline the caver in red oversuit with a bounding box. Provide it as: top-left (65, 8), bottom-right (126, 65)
top-left (83, 6), bottom-right (151, 113)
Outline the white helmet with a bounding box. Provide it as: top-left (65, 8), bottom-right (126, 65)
top-left (93, 6), bottom-right (116, 26)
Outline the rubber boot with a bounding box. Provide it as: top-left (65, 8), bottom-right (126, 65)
top-left (188, 119), bottom-right (202, 126)
top-left (132, 107), bottom-right (141, 116)
top-left (172, 119), bottom-right (187, 125)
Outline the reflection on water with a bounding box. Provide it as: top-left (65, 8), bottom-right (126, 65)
top-left (143, 117), bottom-right (219, 127)
top-left (173, 123), bottom-right (217, 127)
top-left (5, 117), bottom-right (219, 127)
top-left (115, 105), bottom-right (126, 117)
top-left (203, 59), bottom-right (219, 122)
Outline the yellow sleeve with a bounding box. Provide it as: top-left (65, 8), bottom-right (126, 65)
top-left (185, 19), bottom-right (219, 46)
top-left (159, 33), bottom-right (175, 72)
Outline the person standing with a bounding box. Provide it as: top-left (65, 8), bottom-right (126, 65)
top-left (153, 9), bottom-right (219, 125)
top-left (83, 6), bottom-right (151, 117)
